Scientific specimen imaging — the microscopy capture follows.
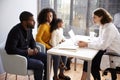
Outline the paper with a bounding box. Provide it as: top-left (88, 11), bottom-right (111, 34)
top-left (58, 45), bottom-right (78, 50)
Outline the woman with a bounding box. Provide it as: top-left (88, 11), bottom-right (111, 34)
top-left (78, 8), bottom-right (120, 80)
top-left (36, 8), bottom-right (70, 80)
top-left (36, 8), bottom-right (56, 50)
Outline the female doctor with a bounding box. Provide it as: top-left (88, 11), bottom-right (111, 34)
top-left (78, 8), bottom-right (120, 80)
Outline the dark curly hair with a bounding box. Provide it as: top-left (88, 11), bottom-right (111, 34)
top-left (50, 18), bottom-right (63, 33)
top-left (37, 8), bottom-right (57, 27)
top-left (93, 8), bottom-right (113, 25)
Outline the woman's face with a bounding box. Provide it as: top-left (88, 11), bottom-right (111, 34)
top-left (93, 14), bottom-right (102, 25)
top-left (46, 12), bottom-right (53, 23)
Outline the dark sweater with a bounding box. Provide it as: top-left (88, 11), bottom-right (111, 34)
top-left (5, 23), bottom-right (36, 57)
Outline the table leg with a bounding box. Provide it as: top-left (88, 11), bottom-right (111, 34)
top-left (87, 60), bottom-right (92, 80)
top-left (74, 58), bottom-right (77, 71)
top-left (47, 54), bottom-right (51, 80)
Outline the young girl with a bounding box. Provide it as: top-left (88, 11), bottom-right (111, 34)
top-left (50, 18), bottom-right (65, 46)
top-left (50, 18), bottom-right (71, 80)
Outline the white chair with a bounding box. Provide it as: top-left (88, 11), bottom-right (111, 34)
top-left (36, 42), bottom-right (46, 53)
top-left (0, 42), bottom-right (46, 80)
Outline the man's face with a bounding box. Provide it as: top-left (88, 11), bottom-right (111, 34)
top-left (26, 16), bottom-right (35, 29)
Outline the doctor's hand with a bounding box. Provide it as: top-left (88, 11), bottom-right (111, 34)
top-left (78, 41), bottom-right (88, 47)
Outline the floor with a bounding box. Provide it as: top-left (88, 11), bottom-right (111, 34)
top-left (0, 63), bottom-right (120, 80)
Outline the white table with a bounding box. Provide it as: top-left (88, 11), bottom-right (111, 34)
top-left (47, 35), bottom-right (98, 80)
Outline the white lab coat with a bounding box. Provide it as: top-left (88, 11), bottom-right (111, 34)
top-left (88, 22), bottom-right (120, 54)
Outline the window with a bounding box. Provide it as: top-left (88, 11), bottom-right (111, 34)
top-left (39, 0), bottom-right (98, 37)
top-left (39, 0), bottom-right (120, 37)
top-left (99, 0), bottom-right (120, 16)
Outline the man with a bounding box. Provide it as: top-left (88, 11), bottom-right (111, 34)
top-left (5, 11), bottom-right (47, 80)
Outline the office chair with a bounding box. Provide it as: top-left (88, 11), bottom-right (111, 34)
top-left (0, 42), bottom-right (46, 80)
top-left (102, 52), bottom-right (120, 80)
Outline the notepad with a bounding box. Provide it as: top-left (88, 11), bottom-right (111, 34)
top-left (58, 45), bottom-right (78, 50)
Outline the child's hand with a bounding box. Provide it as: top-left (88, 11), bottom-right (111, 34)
top-left (59, 40), bottom-right (65, 44)
top-left (61, 39), bottom-right (65, 42)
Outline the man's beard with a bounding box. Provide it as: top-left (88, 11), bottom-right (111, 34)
top-left (27, 24), bottom-right (34, 29)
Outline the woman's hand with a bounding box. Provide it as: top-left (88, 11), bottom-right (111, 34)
top-left (78, 41), bottom-right (88, 47)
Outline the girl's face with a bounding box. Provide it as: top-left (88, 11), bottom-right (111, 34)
top-left (46, 12), bottom-right (53, 23)
top-left (58, 21), bottom-right (63, 28)
top-left (93, 14), bottom-right (102, 25)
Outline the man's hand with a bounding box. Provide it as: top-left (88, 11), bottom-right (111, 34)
top-left (78, 41), bottom-right (88, 47)
top-left (27, 48), bottom-right (34, 55)
top-left (33, 48), bottom-right (38, 54)
top-left (27, 48), bottom-right (38, 55)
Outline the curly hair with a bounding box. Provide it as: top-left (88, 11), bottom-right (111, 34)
top-left (93, 8), bottom-right (113, 25)
top-left (37, 8), bottom-right (57, 27)
top-left (50, 18), bottom-right (63, 33)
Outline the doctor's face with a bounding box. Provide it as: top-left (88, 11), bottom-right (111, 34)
top-left (93, 15), bottom-right (102, 25)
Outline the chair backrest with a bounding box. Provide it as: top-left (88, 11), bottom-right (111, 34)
top-left (36, 42), bottom-right (46, 53)
top-left (0, 42), bottom-right (33, 75)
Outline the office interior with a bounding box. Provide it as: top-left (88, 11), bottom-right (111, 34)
top-left (0, 0), bottom-right (120, 80)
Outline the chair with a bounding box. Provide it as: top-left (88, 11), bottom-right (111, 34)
top-left (36, 42), bottom-right (46, 53)
top-left (0, 42), bottom-right (46, 80)
top-left (102, 52), bottom-right (120, 80)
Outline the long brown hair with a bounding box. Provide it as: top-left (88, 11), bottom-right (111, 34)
top-left (93, 8), bottom-right (113, 25)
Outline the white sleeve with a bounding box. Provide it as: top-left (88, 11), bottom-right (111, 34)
top-left (88, 24), bottom-right (116, 50)
top-left (50, 30), bottom-right (57, 47)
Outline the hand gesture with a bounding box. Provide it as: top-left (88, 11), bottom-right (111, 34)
top-left (78, 41), bottom-right (88, 47)
top-left (33, 48), bottom-right (38, 54)
top-left (27, 48), bottom-right (34, 56)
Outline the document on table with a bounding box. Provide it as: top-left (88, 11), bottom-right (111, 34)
top-left (58, 45), bottom-right (79, 50)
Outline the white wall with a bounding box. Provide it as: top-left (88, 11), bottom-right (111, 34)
top-left (0, 0), bottom-right (38, 74)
